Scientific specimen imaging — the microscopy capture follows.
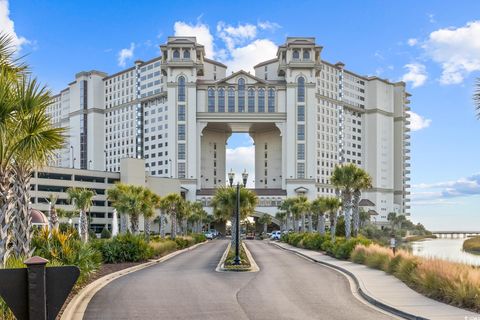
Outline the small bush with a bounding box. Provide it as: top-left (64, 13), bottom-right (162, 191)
top-left (101, 227), bottom-right (112, 239)
top-left (88, 229), bottom-right (97, 240)
top-left (192, 233), bottom-right (207, 243)
top-left (150, 240), bottom-right (177, 257)
top-left (288, 233), bottom-right (305, 247)
top-left (332, 237), bottom-right (372, 259)
top-left (302, 233), bottom-right (329, 250)
top-left (93, 233), bottom-right (153, 263)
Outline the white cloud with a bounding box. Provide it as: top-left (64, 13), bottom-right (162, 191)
top-left (223, 39), bottom-right (278, 73)
top-left (407, 38), bottom-right (418, 46)
top-left (258, 21), bottom-right (281, 32)
top-left (423, 21), bottom-right (480, 84)
top-left (412, 173), bottom-right (480, 202)
top-left (174, 21), bottom-right (215, 58)
top-left (401, 63), bottom-right (427, 88)
top-left (0, 0), bottom-right (29, 52)
top-left (226, 146), bottom-right (255, 188)
top-left (406, 111), bottom-right (431, 131)
top-left (117, 43), bottom-right (135, 67)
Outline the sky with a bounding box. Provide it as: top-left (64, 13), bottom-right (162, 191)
top-left (3, 0), bottom-right (480, 231)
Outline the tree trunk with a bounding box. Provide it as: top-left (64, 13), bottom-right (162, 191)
top-left (301, 213), bottom-right (306, 232)
top-left (160, 211), bottom-right (166, 238)
top-left (0, 169), bottom-right (13, 266)
top-left (330, 210), bottom-right (338, 242)
top-left (318, 214), bottom-right (325, 235)
top-left (343, 193), bottom-right (352, 240)
top-left (263, 222), bottom-right (268, 234)
top-left (352, 190), bottom-right (361, 237)
top-left (130, 214), bottom-right (139, 235)
top-left (11, 165), bottom-right (34, 258)
top-left (80, 210), bottom-right (89, 242)
top-left (144, 217), bottom-right (150, 242)
top-left (50, 206), bottom-right (59, 230)
top-left (308, 213), bottom-right (312, 233)
top-left (170, 211), bottom-right (177, 239)
top-left (120, 213), bottom-right (128, 233)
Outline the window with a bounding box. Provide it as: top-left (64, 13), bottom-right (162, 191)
top-left (183, 49), bottom-right (190, 59)
top-left (297, 163), bottom-right (305, 179)
top-left (178, 143), bottom-right (185, 160)
top-left (297, 77), bottom-right (305, 102)
top-left (178, 105), bottom-right (185, 121)
top-left (173, 49), bottom-right (180, 59)
top-left (178, 124), bottom-right (185, 140)
top-left (258, 88), bottom-right (265, 112)
top-left (297, 105), bottom-right (305, 121)
top-left (293, 50), bottom-right (300, 60)
top-left (238, 79), bottom-right (245, 112)
top-left (178, 163), bottom-right (186, 178)
top-left (297, 124), bottom-right (305, 140)
top-left (297, 144), bottom-right (305, 160)
top-left (178, 76), bottom-right (185, 102)
top-left (268, 88), bottom-right (275, 112)
top-left (248, 88), bottom-right (255, 112)
top-left (208, 88), bottom-right (215, 112)
top-left (228, 87), bottom-right (235, 112)
top-left (218, 88), bottom-right (225, 112)
top-left (303, 50), bottom-right (310, 60)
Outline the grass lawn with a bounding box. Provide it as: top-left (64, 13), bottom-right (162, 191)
top-left (463, 236), bottom-right (480, 255)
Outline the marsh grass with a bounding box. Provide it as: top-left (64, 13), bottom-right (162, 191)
top-left (351, 244), bottom-right (480, 312)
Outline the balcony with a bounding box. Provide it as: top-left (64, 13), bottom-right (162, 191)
top-left (405, 169), bottom-right (411, 175)
top-left (404, 141), bottom-right (410, 147)
top-left (404, 162), bottom-right (411, 168)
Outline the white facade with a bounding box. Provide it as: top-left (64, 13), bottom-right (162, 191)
top-left (47, 36), bottom-right (411, 223)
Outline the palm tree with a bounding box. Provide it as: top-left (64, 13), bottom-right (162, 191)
top-left (48, 194), bottom-right (60, 230)
top-left (160, 193), bottom-right (184, 239)
top-left (142, 190), bottom-right (161, 241)
top-left (311, 197), bottom-right (328, 235)
top-left (258, 213), bottom-right (272, 235)
top-left (211, 186), bottom-right (258, 246)
top-left (278, 198), bottom-right (295, 231)
top-left (359, 208), bottom-right (370, 229)
top-left (331, 163), bottom-right (360, 239)
top-left (275, 211), bottom-right (287, 231)
top-left (0, 34), bottom-right (64, 262)
top-left (387, 212), bottom-right (397, 231)
top-left (325, 197), bottom-right (342, 242)
top-left (292, 196), bottom-right (309, 232)
top-left (352, 168), bottom-right (372, 237)
top-left (66, 187), bottom-right (95, 242)
top-left (107, 183), bottom-right (130, 233)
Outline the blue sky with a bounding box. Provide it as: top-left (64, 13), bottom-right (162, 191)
top-left (4, 0), bottom-right (480, 230)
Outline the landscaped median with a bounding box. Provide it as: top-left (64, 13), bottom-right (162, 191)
top-left (217, 241), bottom-right (259, 272)
top-left (280, 232), bottom-right (480, 314)
top-left (463, 236), bottom-right (480, 255)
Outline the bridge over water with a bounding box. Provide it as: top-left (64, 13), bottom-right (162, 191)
top-left (431, 231), bottom-right (480, 238)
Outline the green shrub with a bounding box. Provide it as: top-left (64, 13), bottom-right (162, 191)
top-left (280, 232), bottom-right (290, 243)
top-left (288, 233), bottom-right (305, 246)
top-left (59, 223), bottom-right (79, 237)
top-left (333, 237), bottom-right (372, 260)
top-left (88, 229), bottom-right (97, 240)
top-left (321, 238), bottom-right (334, 253)
top-left (192, 233), bottom-right (207, 243)
top-left (302, 233), bottom-right (329, 250)
top-left (101, 227), bottom-right (112, 239)
top-left (94, 233), bottom-right (153, 263)
top-left (32, 228), bottom-right (102, 285)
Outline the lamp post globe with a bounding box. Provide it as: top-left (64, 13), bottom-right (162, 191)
top-left (242, 169), bottom-right (249, 187)
top-left (228, 169), bottom-right (235, 187)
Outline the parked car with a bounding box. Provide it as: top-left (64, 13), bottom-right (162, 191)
top-left (209, 229), bottom-right (219, 238)
top-left (204, 231), bottom-right (214, 240)
top-left (270, 231), bottom-right (282, 240)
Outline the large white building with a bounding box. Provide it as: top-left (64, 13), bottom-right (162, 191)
top-left (47, 36), bottom-right (411, 224)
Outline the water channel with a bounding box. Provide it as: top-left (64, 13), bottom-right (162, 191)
top-left (409, 237), bottom-right (480, 266)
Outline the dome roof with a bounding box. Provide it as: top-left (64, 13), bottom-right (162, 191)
top-left (30, 209), bottom-right (49, 225)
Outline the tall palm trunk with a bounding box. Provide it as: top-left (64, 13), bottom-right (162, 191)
top-left (119, 213), bottom-right (127, 233)
top-left (263, 222), bottom-right (268, 234)
top-left (318, 213), bottom-right (326, 235)
top-left (0, 169), bottom-right (13, 266)
top-left (144, 217), bottom-right (151, 241)
top-left (130, 214), bottom-right (139, 234)
top-left (50, 206), bottom-right (59, 230)
top-left (308, 213), bottom-right (312, 233)
top-left (301, 213), bottom-right (306, 232)
top-left (330, 211), bottom-right (338, 242)
top-left (11, 164), bottom-right (33, 257)
top-left (343, 193), bottom-right (352, 239)
top-left (160, 211), bottom-right (166, 238)
top-left (170, 211), bottom-right (177, 239)
top-left (352, 190), bottom-right (361, 237)
top-left (79, 209), bottom-right (88, 242)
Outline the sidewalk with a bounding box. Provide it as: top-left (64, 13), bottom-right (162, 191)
top-left (271, 241), bottom-right (480, 320)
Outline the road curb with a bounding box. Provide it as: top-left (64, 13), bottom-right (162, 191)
top-left (61, 240), bottom-right (208, 320)
top-left (269, 241), bottom-right (427, 320)
top-left (216, 241), bottom-right (259, 272)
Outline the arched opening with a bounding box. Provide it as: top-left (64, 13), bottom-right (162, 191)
top-left (225, 133), bottom-right (255, 187)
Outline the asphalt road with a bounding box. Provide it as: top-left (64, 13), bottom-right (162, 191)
top-left (84, 240), bottom-right (393, 320)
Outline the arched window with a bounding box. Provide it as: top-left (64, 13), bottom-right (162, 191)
top-left (238, 79), bottom-right (245, 112)
top-left (228, 87), bottom-right (235, 112)
top-left (303, 50), bottom-right (310, 60)
top-left (173, 49), bottom-right (180, 59)
top-left (268, 88), bottom-right (275, 112)
top-left (297, 77), bottom-right (305, 102)
top-left (218, 88), bottom-right (225, 112)
top-left (258, 88), bottom-right (265, 112)
top-left (208, 88), bottom-right (215, 112)
top-left (248, 88), bottom-right (255, 112)
top-left (292, 50), bottom-right (300, 60)
top-left (183, 49), bottom-right (190, 59)
top-left (178, 76), bottom-right (185, 102)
